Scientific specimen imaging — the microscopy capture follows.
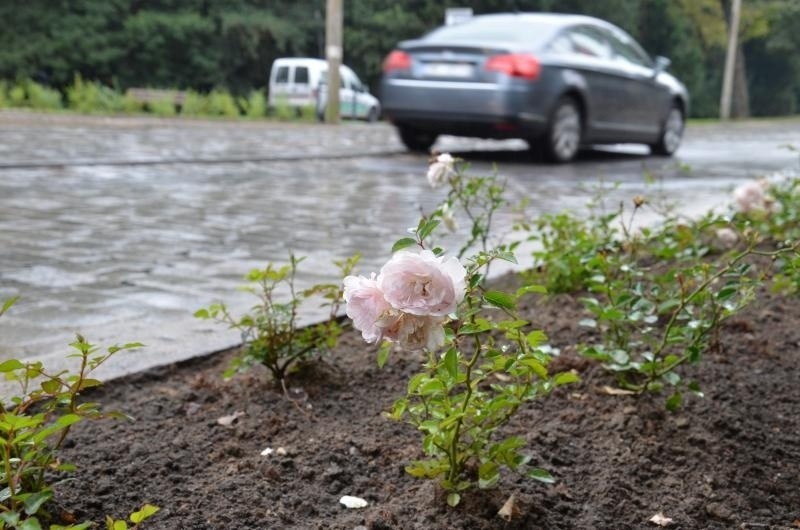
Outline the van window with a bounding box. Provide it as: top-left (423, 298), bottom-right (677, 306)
top-left (275, 66), bottom-right (289, 84)
top-left (294, 66), bottom-right (310, 84)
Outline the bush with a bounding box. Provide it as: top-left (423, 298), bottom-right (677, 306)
top-left (66, 75), bottom-right (126, 113)
top-left (9, 84), bottom-right (26, 107)
top-left (242, 89), bottom-right (266, 118)
top-left (180, 89), bottom-right (208, 116)
top-left (147, 98), bottom-right (176, 117)
top-left (206, 89), bottom-right (240, 117)
top-left (25, 80), bottom-right (63, 110)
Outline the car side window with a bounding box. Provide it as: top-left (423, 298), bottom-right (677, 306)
top-left (567, 26), bottom-right (612, 60)
top-left (275, 66), bottom-right (289, 84)
top-left (294, 66), bottom-right (310, 85)
top-left (548, 33), bottom-right (574, 55)
top-left (604, 29), bottom-right (653, 68)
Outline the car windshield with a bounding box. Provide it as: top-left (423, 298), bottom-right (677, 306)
top-left (423, 16), bottom-right (558, 47)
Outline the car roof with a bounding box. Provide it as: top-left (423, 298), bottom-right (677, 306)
top-left (408, 12), bottom-right (616, 50)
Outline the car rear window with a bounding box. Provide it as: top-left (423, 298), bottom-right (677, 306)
top-left (424, 16), bottom-right (555, 47)
top-left (275, 66), bottom-right (289, 84)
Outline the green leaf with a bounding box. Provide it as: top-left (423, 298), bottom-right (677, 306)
top-left (417, 218), bottom-right (440, 241)
top-left (554, 372), bottom-right (580, 386)
top-left (0, 359), bottom-right (24, 372)
top-left (193, 308), bottom-right (210, 319)
top-left (526, 330), bottom-right (548, 348)
top-left (377, 341), bottom-right (391, 368)
top-left (443, 348), bottom-right (458, 380)
top-left (0, 511), bottom-right (19, 526)
top-left (19, 517), bottom-right (43, 530)
top-left (483, 291), bottom-right (515, 310)
top-left (665, 392), bottom-right (682, 411)
top-left (129, 504), bottom-right (159, 524)
top-left (113, 521), bottom-right (127, 530)
top-left (527, 468), bottom-right (555, 484)
top-left (391, 237), bottom-right (417, 253)
top-left (687, 381), bottom-right (704, 398)
top-left (516, 284), bottom-right (547, 297)
top-left (23, 490), bottom-right (53, 516)
top-left (1, 296), bottom-right (19, 316)
top-left (478, 462), bottom-right (500, 489)
top-left (519, 358), bottom-right (548, 379)
top-left (446, 493), bottom-right (461, 507)
top-left (41, 379), bottom-right (61, 394)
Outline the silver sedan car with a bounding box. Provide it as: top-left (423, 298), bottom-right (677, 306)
top-left (380, 13), bottom-right (688, 162)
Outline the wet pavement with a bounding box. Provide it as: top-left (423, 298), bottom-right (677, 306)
top-left (0, 111), bottom-right (798, 382)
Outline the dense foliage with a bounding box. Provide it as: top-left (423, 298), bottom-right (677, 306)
top-left (0, 0), bottom-right (798, 117)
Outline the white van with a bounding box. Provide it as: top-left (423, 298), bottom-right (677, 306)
top-left (268, 57), bottom-right (380, 121)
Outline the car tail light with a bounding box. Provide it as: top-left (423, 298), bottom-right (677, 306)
top-left (383, 50), bottom-right (412, 73)
top-left (485, 54), bottom-right (541, 80)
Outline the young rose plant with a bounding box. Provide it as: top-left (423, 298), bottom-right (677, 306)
top-left (0, 297), bottom-right (143, 529)
top-left (345, 159), bottom-right (576, 507)
top-left (195, 253), bottom-right (359, 382)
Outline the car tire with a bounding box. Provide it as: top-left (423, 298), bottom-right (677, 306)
top-left (398, 126), bottom-right (437, 153)
top-left (650, 104), bottom-right (684, 156)
top-left (542, 96), bottom-right (582, 163)
top-left (367, 107), bottom-right (379, 123)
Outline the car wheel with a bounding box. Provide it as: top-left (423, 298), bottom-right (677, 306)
top-left (398, 126), bottom-right (437, 153)
top-left (650, 105), bottom-right (684, 156)
top-left (543, 97), bottom-right (582, 163)
top-left (367, 106), bottom-right (379, 123)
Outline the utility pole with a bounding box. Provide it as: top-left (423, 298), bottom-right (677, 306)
top-left (325, 0), bottom-right (342, 124)
top-left (720, 0), bottom-right (742, 120)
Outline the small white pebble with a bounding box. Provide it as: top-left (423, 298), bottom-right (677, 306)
top-left (276, 447), bottom-right (288, 456)
top-left (260, 447), bottom-right (273, 456)
top-left (339, 495), bottom-right (368, 509)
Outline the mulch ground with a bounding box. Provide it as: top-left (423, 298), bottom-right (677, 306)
top-left (53, 279), bottom-right (800, 530)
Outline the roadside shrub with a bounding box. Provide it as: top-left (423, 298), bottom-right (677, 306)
top-left (9, 84), bottom-right (26, 107)
top-left (24, 81), bottom-right (63, 110)
top-left (66, 75), bottom-right (125, 113)
top-left (297, 104), bottom-right (317, 122)
top-left (195, 254), bottom-right (359, 382)
top-left (179, 90), bottom-right (208, 116)
top-left (242, 89), bottom-right (266, 118)
top-left (271, 98), bottom-right (295, 121)
top-left (147, 98), bottom-right (176, 117)
top-left (206, 89), bottom-right (239, 117)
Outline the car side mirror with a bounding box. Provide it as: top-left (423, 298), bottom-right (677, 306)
top-left (653, 56), bottom-right (671, 76)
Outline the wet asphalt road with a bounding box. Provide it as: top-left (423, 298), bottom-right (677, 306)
top-left (0, 111), bottom-right (797, 381)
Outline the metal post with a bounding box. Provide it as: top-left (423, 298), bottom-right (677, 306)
top-left (325, 0), bottom-right (342, 124)
top-left (720, 0), bottom-right (742, 120)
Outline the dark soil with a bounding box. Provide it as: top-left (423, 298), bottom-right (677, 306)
top-left (54, 281), bottom-right (800, 530)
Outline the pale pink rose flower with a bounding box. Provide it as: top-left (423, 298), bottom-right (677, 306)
top-left (733, 180), bottom-right (768, 213)
top-left (378, 250), bottom-right (466, 316)
top-left (715, 227), bottom-right (738, 248)
top-left (426, 153), bottom-right (455, 188)
top-left (381, 313), bottom-right (446, 351)
top-left (343, 274), bottom-right (393, 344)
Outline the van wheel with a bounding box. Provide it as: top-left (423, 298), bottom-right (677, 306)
top-left (398, 125), bottom-right (437, 153)
top-left (367, 107), bottom-right (379, 123)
